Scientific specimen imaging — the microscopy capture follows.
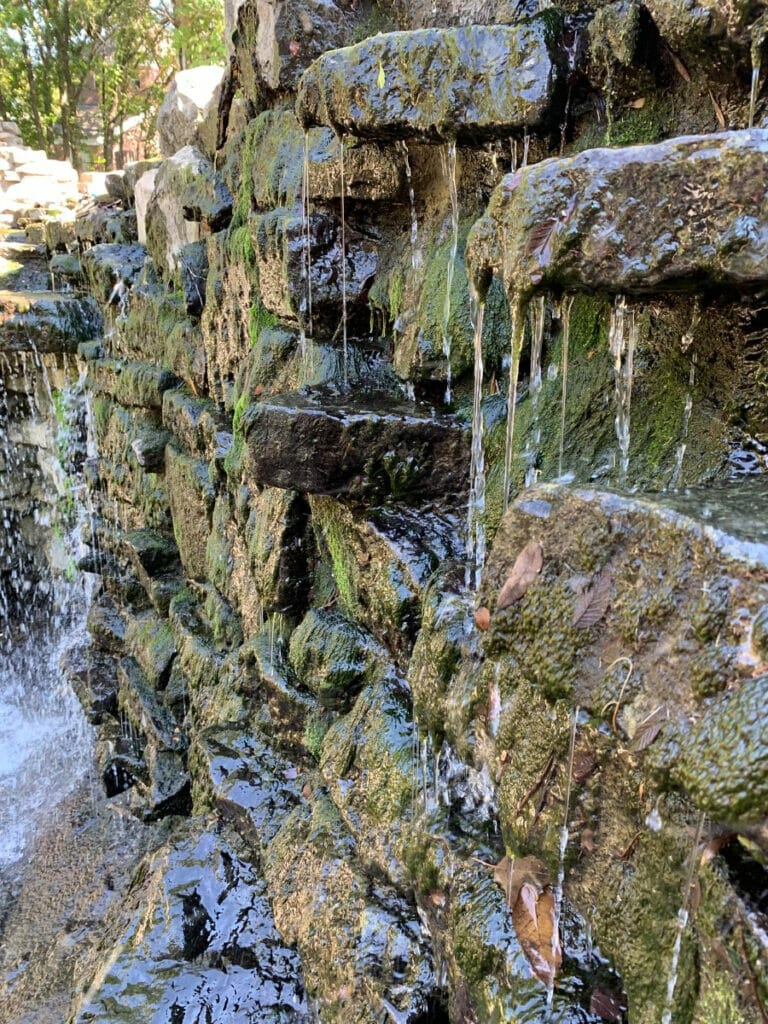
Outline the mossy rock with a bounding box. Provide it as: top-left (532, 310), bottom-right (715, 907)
top-left (288, 608), bottom-right (385, 710)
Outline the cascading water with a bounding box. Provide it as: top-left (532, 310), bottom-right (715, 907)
top-left (400, 141), bottom-right (422, 271)
top-left (670, 301), bottom-right (701, 488)
top-left (0, 352), bottom-right (96, 899)
top-left (338, 132), bottom-right (349, 386)
top-left (502, 301), bottom-right (526, 510)
top-left (466, 285), bottom-right (486, 592)
top-left (441, 141), bottom-right (459, 405)
top-left (558, 295), bottom-right (574, 477)
top-left (609, 295), bottom-right (637, 486)
top-left (302, 129), bottom-right (313, 352)
top-left (524, 296), bottom-right (545, 488)
top-left (749, 59), bottom-right (761, 129)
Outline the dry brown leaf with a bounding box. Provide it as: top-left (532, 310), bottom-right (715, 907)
top-left (700, 832), bottom-right (736, 866)
top-left (497, 540), bottom-right (544, 609)
top-left (589, 987), bottom-right (627, 1022)
top-left (667, 46), bottom-right (691, 82)
top-left (626, 97), bottom-right (646, 109)
top-left (572, 569), bottom-right (612, 628)
top-left (475, 606), bottom-right (490, 631)
top-left (631, 705), bottom-right (668, 752)
top-left (492, 854), bottom-right (550, 910)
top-left (512, 882), bottom-right (562, 986)
top-left (709, 90), bottom-right (727, 129)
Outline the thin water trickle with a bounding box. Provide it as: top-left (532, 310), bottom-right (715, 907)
top-left (441, 141), bottom-right (459, 405)
top-left (524, 296), bottom-right (546, 488)
top-left (302, 130), bottom-right (313, 336)
top-left (502, 301), bottom-right (526, 511)
top-left (558, 295), bottom-right (574, 478)
top-left (466, 285), bottom-right (486, 592)
top-left (521, 133), bottom-right (530, 167)
top-left (609, 295), bottom-right (637, 486)
top-left (338, 132), bottom-right (349, 387)
top-left (661, 812), bottom-right (706, 1024)
top-left (670, 303), bottom-right (700, 488)
top-left (401, 141), bottom-right (422, 270)
top-left (749, 61), bottom-right (761, 128)
top-left (547, 706), bottom-right (579, 1010)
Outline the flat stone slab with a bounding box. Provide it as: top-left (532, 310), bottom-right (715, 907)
top-left (242, 387), bottom-right (470, 502)
top-left (468, 128), bottom-right (768, 303)
top-left (0, 290), bottom-right (102, 352)
top-left (296, 20), bottom-right (562, 142)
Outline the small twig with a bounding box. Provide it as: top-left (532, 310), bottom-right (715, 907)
top-left (600, 656), bottom-right (634, 733)
top-left (511, 749), bottom-right (556, 821)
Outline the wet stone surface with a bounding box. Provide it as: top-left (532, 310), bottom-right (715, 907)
top-left (72, 824), bottom-right (312, 1024)
top-left (242, 386), bottom-right (470, 502)
top-left (469, 129), bottom-right (768, 304)
top-left (296, 20), bottom-right (563, 142)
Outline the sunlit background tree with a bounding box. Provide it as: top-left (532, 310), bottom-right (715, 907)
top-left (0, 0), bottom-right (225, 169)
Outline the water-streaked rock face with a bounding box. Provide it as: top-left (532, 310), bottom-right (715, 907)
top-left (296, 20), bottom-right (563, 142)
top-left (468, 129), bottom-right (768, 304)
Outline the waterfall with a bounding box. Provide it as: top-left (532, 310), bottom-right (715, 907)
top-left (502, 300), bottom-right (526, 510)
top-left (338, 132), bottom-right (348, 386)
top-left (609, 295), bottom-right (637, 486)
top-left (401, 141), bottom-right (421, 271)
top-left (558, 295), bottom-right (574, 478)
top-left (466, 285), bottom-right (486, 592)
top-left (441, 141), bottom-right (459, 405)
top-left (524, 295), bottom-right (545, 488)
top-left (301, 129), bottom-right (313, 345)
top-left (0, 353), bottom-right (96, 884)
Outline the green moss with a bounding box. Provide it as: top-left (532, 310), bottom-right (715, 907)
top-left (303, 709), bottom-right (332, 761)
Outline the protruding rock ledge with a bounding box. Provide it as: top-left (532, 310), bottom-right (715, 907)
top-left (468, 128), bottom-right (768, 304)
top-left (242, 387), bottom-right (470, 502)
top-left (0, 290), bottom-right (102, 352)
top-left (296, 20), bottom-right (562, 142)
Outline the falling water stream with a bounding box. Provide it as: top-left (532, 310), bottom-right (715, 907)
top-left (609, 295), bottom-right (637, 486)
top-left (338, 133), bottom-right (349, 386)
top-left (401, 141), bottom-right (421, 270)
top-left (661, 812), bottom-right (707, 1024)
top-left (466, 286), bottom-right (486, 592)
top-left (301, 130), bottom-right (313, 349)
top-left (524, 296), bottom-right (546, 488)
top-left (558, 295), bottom-right (574, 477)
top-left (0, 355), bottom-right (96, 892)
top-left (442, 141), bottom-right (459, 405)
top-left (749, 60), bottom-right (761, 128)
top-left (502, 301), bottom-right (526, 510)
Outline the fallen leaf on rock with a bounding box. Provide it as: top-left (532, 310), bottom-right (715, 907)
top-left (513, 882), bottom-right (562, 986)
top-left (589, 986), bottom-right (627, 1022)
top-left (700, 832), bottom-right (736, 865)
top-left (475, 606), bottom-right (490, 631)
top-left (289, 38), bottom-right (301, 56)
top-left (493, 854), bottom-right (550, 908)
top-left (572, 748), bottom-right (599, 783)
top-left (631, 704), bottom-right (668, 752)
top-left (572, 569), bottom-right (612, 628)
top-left (626, 97), bottom-right (646, 108)
top-left (709, 90), bottom-right (727, 129)
top-left (492, 855), bottom-right (561, 984)
top-left (497, 540), bottom-right (543, 609)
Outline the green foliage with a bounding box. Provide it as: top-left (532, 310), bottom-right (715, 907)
top-left (1, 0), bottom-right (224, 169)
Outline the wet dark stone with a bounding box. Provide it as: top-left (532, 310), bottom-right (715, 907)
top-left (469, 129), bottom-right (768, 304)
top-left (296, 19), bottom-right (563, 142)
top-left (0, 290), bottom-right (102, 353)
top-left (72, 826), bottom-right (311, 1023)
top-left (87, 593), bottom-right (127, 654)
top-left (60, 642), bottom-right (119, 724)
top-left (242, 387), bottom-right (470, 502)
top-left (195, 726), bottom-right (302, 850)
